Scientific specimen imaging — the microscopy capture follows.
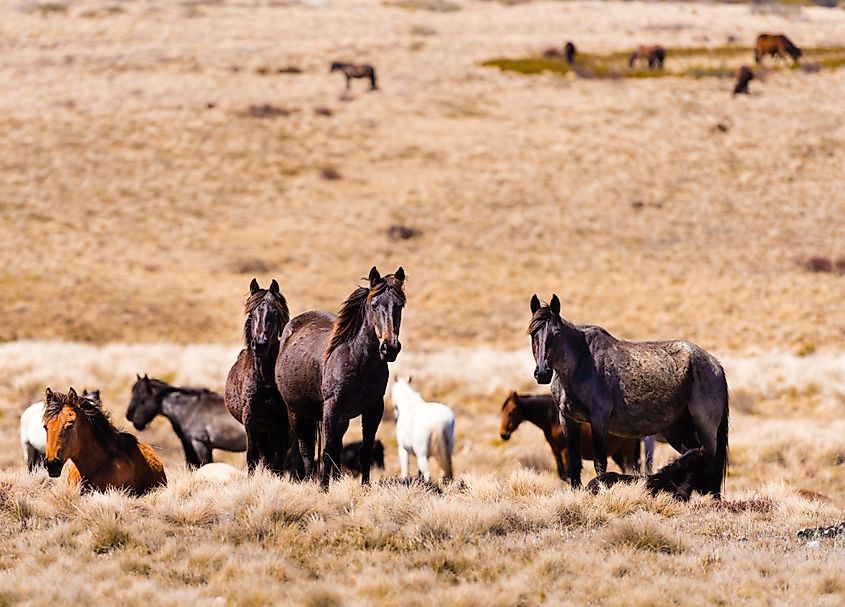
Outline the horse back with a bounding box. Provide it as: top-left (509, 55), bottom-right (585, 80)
top-left (276, 311), bottom-right (334, 416)
top-left (132, 440), bottom-right (167, 494)
top-left (224, 348), bottom-right (251, 423)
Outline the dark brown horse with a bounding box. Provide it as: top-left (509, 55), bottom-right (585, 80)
top-left (128, 375), bottom-right (246, 467)
top-left (733, 65), bottom-right (754, 95)
top-left (528, 294), bottom-right (729, 497)
top-left (225, 278), bottom-right (291, 473)
top-left (628, 45), bottom-right (665, 69)
top-left (341, 439), bottom-right (385, 475)
top-left (330, 62), bottom-right (377, 90)
top-left (586, 448), bottom-right (705, 501)
top-left (275, 266), bottom-right (405, 490)
top-left (755, 34), bottom-right (801, 65)
top-left (499, 392), bottom-right (641, 480)
top-left (564, 41), bottom-right (576, 65)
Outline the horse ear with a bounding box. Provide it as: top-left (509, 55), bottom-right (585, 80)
top-left (394, 267), bottom-right (405, 283)
top-left (269, 279), bottom-right (280, 294)
top-left (368, 266), bottom-right (381, 287)
top-left (67, 388), bottom-right (78, 405)
top-left (136, 373), bottom-right (141, 380)
top-left (550, 294), bottom-right (561, 316)
top-left (250, 278), bottom-right (260, 295)
top-left (45, 387), bottom-right (54, 402)
top-left (407, 376), bottom-right (412, 384)
top-left (530, 294), bottom-right (541, 314)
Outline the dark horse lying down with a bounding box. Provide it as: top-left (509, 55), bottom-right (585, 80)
top-left (528, 294), bottom-right (729, 497)
top-left (127, 375), bottom-right (246, 467)
top-left (341, 439), bottom-right (385, 475)
top-left (586, 448), bottom-right (705, 501)
top-left (276, 266), bottom-right (405, 490)
top-left (330, 62), bottom-right (377, 90)
top-left (498, 392), bottom-right (641, 479)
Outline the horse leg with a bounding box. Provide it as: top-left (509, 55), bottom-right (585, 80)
top-left (245, 428), bottom-right (261, 472)
top-left (359, 400), bottom-right (384, 485)
top-left (589, 416), bottom-right (609, 478)
top-left (292, 415), bottom-right (317, 481)
top-left (688, 371), bottom-right (730, 498)
top-left (552, 446), bottom-right (567, 481)
top-left (564, 416), bottom-right (583, 489)
top-left (644, 435), bottom-right (656, 475)
top-left (345, 76), bottom-right (351, 90)
top-left (320, 406), bottom-right (346, 490)
top-left (181, 437), bottom-right (205, 468)
top-left (398, 445), bottom-right (410, 478)
top-left (416, 449), bottom-right (432, 482)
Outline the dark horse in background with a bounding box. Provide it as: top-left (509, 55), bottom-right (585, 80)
top-left (755, 33), bottom-right (801, 65)
top-left (341, 439), bottom-right (385, 476)
top-left (276, 266), bottom-right (405, 490)
top-left (629, 45), bottom-right (665, 69)
top-left (528, 294), bottom-right (729, 497)
top-left (127, 375), bottom-right (246, 467)
top-left (499, 392), bottom-right (642, 480)
top-left (225, 279), bottom-right (291, 473)
top-left (587, 448), bottom-right (705, 501)
top-left (330, 62), bottom-right (377, 90)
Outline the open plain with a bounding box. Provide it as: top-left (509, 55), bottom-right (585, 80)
top-left (1, 0), bottom-right (844, 605)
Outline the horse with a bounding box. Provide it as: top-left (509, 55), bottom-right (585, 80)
top-left (564, 41), bottom-right (576, 65)
top-left (276, 266), bottom-right (406, 490)
top-left (195, 462), bottom-right (246, 483)
top-left (628, 45), bottom-right (665, 70)
top-left (43, 387), bottom-right (166, 495)
top-left (127, 375), bottom-right (246, 468)
top-left (392, 378), bottom-right (455, 483)
top-left (21, 389), bottom-right (101, 472)
top-left (225, 278), bottom-right (292, 473)
top-left (330, 62), bottom-right (377, 91)
top-left (340, 439), bottom-right (385, 475)
top-left (498, 392), bottom-right (641, 480)
top-left (528, 294), bottom-right (729, 497)
top-left (586, 448), bottom-right (705, 501)
top-left (755, 34), bottom-right (801, 65)
top-left (733, 65), bottom-right (754, 95)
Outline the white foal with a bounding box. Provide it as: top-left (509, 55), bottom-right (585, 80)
top-left (391, 377), bottom-right (455, 482)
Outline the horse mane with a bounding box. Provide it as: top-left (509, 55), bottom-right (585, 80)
top-left (325, 274), bottom-right (406, 360)
top-left (527, 304), bottom-right (561, 335)
top-left (141, 377), bottom-right (213, 400)
top-left (243, 289), bottom-right (290, 346)
top-left (45, 392), bottom-right (139, 457)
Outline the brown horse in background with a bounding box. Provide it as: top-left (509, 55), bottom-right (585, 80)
top-left (330, 62), bottom-right (377, 90)
top-left (498, 392), bottom-right (641, 480)
top-left (225, 278), bottom-right (292, 473)
top-left (276, 266), bottom-right (405, 490)
top-left (629, 45), bottom-right (665, 69)
top-left (755, 34), bottom-right (801, 65)
top-left (733, 65), bottom-right (755, 95)
top-left (43, 388), bottom-right (166, 495)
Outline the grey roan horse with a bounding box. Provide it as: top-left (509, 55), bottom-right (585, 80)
top-left (528, 294), bottom-right (729, 497)
top-left (127, 375), bottom-right (246, 467)
top-left (225, 278), bottom-right (292, 473)
top-left (275, 266), bottom-right (405, 490)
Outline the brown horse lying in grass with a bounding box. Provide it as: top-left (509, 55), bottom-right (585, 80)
top-left (755, 34), bottom-right (801, 65)
top-left (628, 45), bottom-right (665, 70)
top-left (44, 388), bottom-right (166, 495)
top-left (586, 448), bottom-right (705, 501)
top-left (499, 392), bottom-right (641, 480)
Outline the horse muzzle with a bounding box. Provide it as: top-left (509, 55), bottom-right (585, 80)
top-left (45, 458), bottom-right (64, 478)
top-left (380, 340), bottom-right (401, 362)
top-left (253, 339), bottom-right (272, 357)
top-left (500, 432), bottom-right (511, 441)
top-left (534, 364), bottom-right (552, 384)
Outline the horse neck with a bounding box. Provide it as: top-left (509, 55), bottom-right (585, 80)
top-left (251, 342), bottom-right (280, 385)
top-left (160, 389), bottom-right (193, 424)
top-left (349, 311), bottom-right (381, 364)
top-left (515, 396), bottom-right (553, 432)
top-left (555, 323), bottom-right (589, 379)
top-left (394, 384), bottom-right (425, 412)
top-left (69, 416), bottom-right (112, 478)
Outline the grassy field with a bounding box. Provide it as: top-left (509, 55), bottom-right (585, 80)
top-left (1, 0), bottom-right (845, 604)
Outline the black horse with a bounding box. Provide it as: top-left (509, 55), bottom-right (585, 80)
top-left (225, 278), bottom-right (292, 473)
top-left (528, 294), bottom-right (729, 497)
top-left (587, 448), bottom-right (705, 501)
top-left (330, 62), bottom-right (377, 91)
top-left (127, 375), bottom-right (246, 467)
top-left (564, 41), bottom-right (576, 65)
top-left (276, 266), bottom-right (405, 490)
top-left (341, 439), bottom-right (385, 475)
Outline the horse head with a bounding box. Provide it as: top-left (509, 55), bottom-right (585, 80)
top-left (499, 391), bottom-right (523, 440)
top-left (244, 278), bottom-right (289, 357)
top-left (528, 294), bottom-right (562, 384)
top-left (43, 387), bottom-right (83, 477)
top-left (126, 374), bottom-right (161, 431)
top-left (366, 266), bottom-right (406, 362)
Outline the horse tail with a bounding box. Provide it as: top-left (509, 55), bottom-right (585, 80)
top-left (369, 68), bottom-right (377, 90)
top-left (715, 389), bottom-right (729, 495)
top-left (430, 418), bottom-right (455, 481)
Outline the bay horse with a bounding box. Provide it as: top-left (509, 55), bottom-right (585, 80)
top-left (755, 34), bottom-right (801, 65)
top-left (528, 294), bottom-right (729, 497)
top-left (225, 278), bottom-right (292, 473)
top-left (498, 392), bottom-right (641, 480)
top-left (20, 389), bottom-right (100, 472)
top-left (127, 375), bottom-right (246, 467)
top-left (275, 266), bottom-right (406, 490)
top-left (330, 62), bottom-right (377, 90)
top-left (586, 448), bottom-right (705, 501)
top-left (43, 387), bottom-right (166, 495)
top-left (733, 65), bottom-right (754, 95)
top-left (628, 45), bottom-right (665, 70)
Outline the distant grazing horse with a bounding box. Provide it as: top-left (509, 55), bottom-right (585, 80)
top-left (629, 45), bottom-right (665, 69)
top-left (586, 448), bottom-right (705, 501)
top-left (564, 41), bottom-right (577, 65)
top-left (127, 375), bottom-right (246, 467)
top-left (20, 389), bottom-right (100, 471)
top-left (341, 439), bottom-right (385, 475)
top-left (498, 392), bottom-right (641, 480)
top-left (755, 34), bottom-right (801, 65)
top-left (43, 388), bottom-right (166, 495)
top-left (225, 278), bottom-right (292, 473)
top-left (733, 65), bottom-right (754, 95)
top-left (392, 378), bottom-right (455, 482)
top-left (276, 266), bottom-right (406, 490)
top-left (330, 62), bottom-right (377, 90)
top-left (528, 294), bottom-right (729, 497)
